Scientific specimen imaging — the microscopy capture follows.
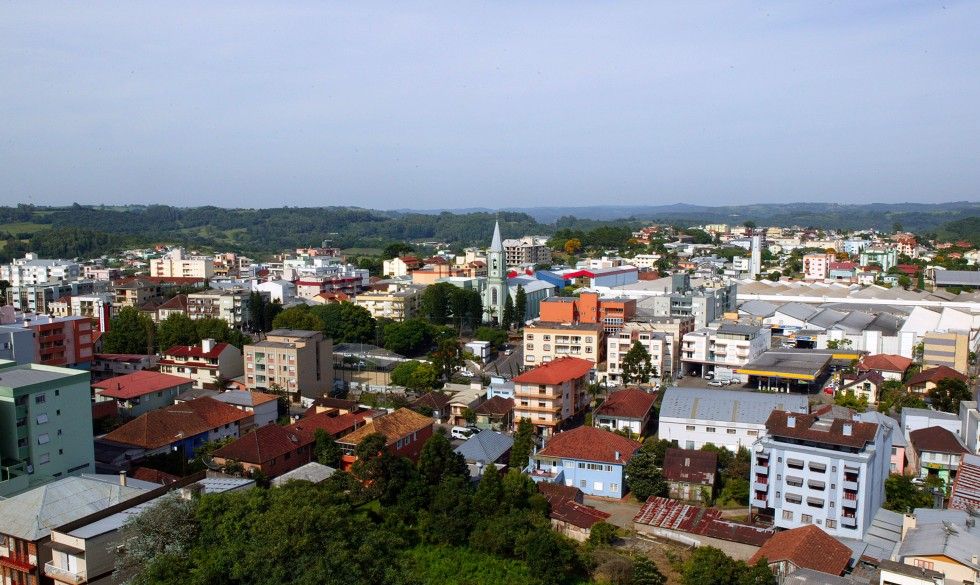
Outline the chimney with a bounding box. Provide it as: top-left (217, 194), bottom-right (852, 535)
top-left (787, 416), bottom-right (796, 428)
top-left (614, 451), bottom-right (621, 461)
top-left (842, 423), bottom-right (853, 436)
top-left (118, 470), bottom-right (127, 487)
top-left (179, 483), bottom-right (205, 500)
top-left (201, 338), bottom-right (216, 353)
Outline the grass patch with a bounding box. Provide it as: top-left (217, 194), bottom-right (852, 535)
top-left (0, 222), bottom-right (50, 235)
top-left (343, 247), bottom-right (383, 256)
top-left (404, 545), bottom-right (539, 585)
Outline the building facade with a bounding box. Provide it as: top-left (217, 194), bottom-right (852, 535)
top-left (512, 357), bottom-right (592, 437)
top-left (150, 248), bottom-right (214, 279)
top-left (244, 329), bottom-right (333, 403)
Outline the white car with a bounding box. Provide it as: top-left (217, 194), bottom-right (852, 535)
top-left (708, 380), bottom-right (725, 387)
top-left (451, 426), bottom-right (475, 440)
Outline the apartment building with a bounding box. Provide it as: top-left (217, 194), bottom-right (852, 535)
top-left (659, 387), bottom-right (808, 452)
top-left (158, 339), bottom-right (244, 389)
top-left (921, 331), bottom-right (970, 375)
top-left (511, 357), bottom-right (592, 437)
top-left (70, 293), bottom-right (112, 330)
top-left (150, 248), bottom-right (214, 279)
top-left (92, 370), bottom-right (194, 418)
top-left (751, 411), bottom-right (891, 539)
top-left (523, 322), bottom-right (602, 367)
top-left (381, 255), bottom-right (424, 278)
top-left (186, 288), bottom-right (251, 326)
top-left (802, 253), bottom-right (835, 281)
top-left (680, 323), bottom-right (771, 381)
top-left (502, 236), bottom-right (551, 267)
top-left (5, 280), bottom-right (99, 314)
top-left (859, 247), bottom-right (899, 272)
top-left (604, 326), bottom-right (671, 386)
top-left (1, 254), bottom-right (80, 287)
top-left (353, 285), bottom-right (423, 321)
top-left (244, 329), bottom-right (333, 403)
top-left (631, 282), bottom-right (737, 329)
top-left (0, 362), bottom-right (96, 497)
top-left (538, 292), bottom-right (637, 333)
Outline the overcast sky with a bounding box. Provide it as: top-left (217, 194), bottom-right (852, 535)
top-left (2, 2), bottom-right (979, 209)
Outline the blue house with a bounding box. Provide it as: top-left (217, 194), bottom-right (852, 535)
top-left (526, 426), bottom-right (641, 499)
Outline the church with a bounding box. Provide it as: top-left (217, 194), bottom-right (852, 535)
top-left (482, 220), bottom-right (555, 325)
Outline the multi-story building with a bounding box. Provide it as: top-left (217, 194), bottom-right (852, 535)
top-left (150, 248), bottom-right (214, 279)
top-left (630, 282), bottom-right (737, 329)
top-left (0, 254), bottom-right (80, 287)
top-left (0, 362), bottom-right (96, 497)
top-left (0, 473), bottom-right (155, 585)
top-left (502, 236), bottom-right (552, 267)
top-left (908, 427), bottom-right (969, 488)
top-left (659, 387), bottom-right (808, 452)
top-left (859, 247), bottom-right (899, 272)
top-left (604, 326), bottom-right (671, 386)
top-left (5, 280), bottom-right (99, 314)
top-left (894, 233), bottom-right (918, 258)
top-left (523, 322), bottom-right (602, 367)
top-left (680, 323), bottom-right (770, 381)
top-left (186, 288), bottom-right (251, 326)
top-left (353, 285), bottom-right (423, 321)
top-left (0, 314), bottom-right (95, 368)
top-left (921, 331), bottom-right (970, 375)
top-left (802, 253), bottom-right (835, 281)
top-left (592, 388), bottom-right (656, 435)
top-left (381, 255), bottom-right (424, 278)
top-left (158, 339), bottom-right (244, 389)
top-left (750, 410), bottom-right (891, 539)
top-left (512, 357), bottom-right (592, 436)
top-left (92, 370), bottom-right (194, 418)
top-left (70, 293), bottom-right (113, 331)
top-left (527, 426), bottom-right (640, 498)
top-left (244, 329), bottom-right (333, 403)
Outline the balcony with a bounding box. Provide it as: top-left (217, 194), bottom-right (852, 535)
top-left (840, 515), bottom-right (857, 528)
top-left (751, 495), bottom-right (768, 508)
top-left (0, 458), bottom-right (27, 483)
top-left (754, 464), bottom-right (769, 476)
top-left (841, 494), bottom-right (858, 508)
top-left (843, 480), bottom-right (859, 491)
top-left (44, 562), bottom-right (87, 584)
top-left (753, 480), bottom-right (768, 492)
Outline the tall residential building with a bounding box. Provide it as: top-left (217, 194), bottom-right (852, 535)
top-left (859, 247), bottom-right (899, 272)
top-left (186, 288), bottom-right (251, 326)
top-left (150, 248), bottom-right (214, 279)
top-left (523, 322), bottom-right (602, 367)
top-left (502, 236), bottom-right (551, 267)
top-left (353, 285), bottom-right (423, 322)
top-left (802, 253), bottom-right (835, 281)
top-left (604, 326), bottom-right (671, 386)
top-left (680, 323), bottom-right (771, 381)
top-left (5, 280), bottom-right (99, 314)
top-left (0, 314), bottom-right (95, 368)
top-left (0, 362), bottom-right (96, 497)
top-left (921, 331), bottom-right (970, 375)
top-left (751, 410), bottom-right (891, 539)
top-left (512, 357), bottom-right (592, 437)
top-left (158, 339), bottom-right (244, 389)
top-left (0, 254), bottom-right (80, 287)
top-left (244, 329), bottom-right (333, 403)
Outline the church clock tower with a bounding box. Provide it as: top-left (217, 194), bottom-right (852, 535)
top-left (485, 220), bottom-right (507, 324)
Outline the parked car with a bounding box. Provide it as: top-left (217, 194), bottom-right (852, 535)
top-left (708, 380), bottom-right (725, 387)
top-left (451, 426), bottom-right (475, 440)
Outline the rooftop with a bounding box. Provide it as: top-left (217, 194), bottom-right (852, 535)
top-left (749, 525), bottom-right (852, 576)
top-left (93, 370), bottom-right (192, 399)
top-left (765, 411), bottom-right (879, 449)
top-left (512, 357), bottom-right (594, 386)
top-left (594, 388), bottom-right (657, 420)
top-left (0, 364), bottom-right (87, 389)
top-left (538, 426), bottom-right (641, 465)
top-left (662, 448), bottom-right (716, 485)
top-left (455, 429), bottom-right (514, 464)
top-left (659, 387), bottom-right (809, 425)
top-left (339, 407), bottom-right (433, 446)
top-left (103, 397), bottom-right (251, 449)
top-left (909, 426), bottom-right (968, 455)
top-left (858, 354), bottom-right (912, 373)
top-left (738, 350), bottom-right (832, 381)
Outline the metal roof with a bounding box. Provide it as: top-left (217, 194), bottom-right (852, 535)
top-left (934, 270), bottom-right (980, 287)
top-left (454, 429), bottom-right (514, 464)
top-left (659, 387), bottom-right (808, 425)
top-left (271, 462), bottom-right (337, 486)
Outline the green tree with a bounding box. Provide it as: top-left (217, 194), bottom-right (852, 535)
top-left (514, 285), bottom-right (527, 327)
top-left (643, 438), bottom-right (675, 467)
top-left (834, 390), bottom-right (869, 413)
top-left (272, 305), bottom-right (324, 331)
top-left (509, 418), bottom-right (535, 470)
top-left (624, 449), bottom-right (667, 501)
top-left (382, 242), bottom-right (414, 260)
top-left (194, 317), bottom-right (252, 348)
top-left (310, 302), bottom-right (376, 343)
top-left (417, 432), bottom-right (469, 489)
top-left (313, 428), bottom-right (342, 468)
top-left (390, 360), bottom-right (439, 390)
top-left (475, 326), bottom-right (509, 347)
top-left (156, 312), bottom-right (199, 352)
top-left (102, 306), bottom-right (155, 354)
top-left (502, 293), bottom-right (516, 330)
top-left (681, 546), bottom-right (738, 585)
top-left (420, 282), bottom-right (457, 325)
top-left (826, 338), bottom-right (853, 350)
top-left (587, 521), bottom-right (618, 546)
top-left (632, 556), bottom-right (668, 585)
top-left (884, 474), bottom-right (932, 512)
top-left (621, 341), bottom-right (655, 385)
top-left (430, 337), bottom-right (463, 380)
top-left (115, 493), bottom-right (198, 582)
top-left (381, 318), bottom-right (436, 356)
top-left (766, 271), bottom-right (781, 281)
top-left (472, 466), bottom-right (504, 518)
top-left (928, 377), bottom-right (972, 413)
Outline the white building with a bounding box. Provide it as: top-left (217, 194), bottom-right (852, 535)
top-left (680, 323), bottom-right (771, 381)
top-left (150, 248), bottom-right (214, 279)
top-left (604, 325), bottom-right (672, 386)
top-left (658, 387), bottom-right (808, 452)
top-left (253, 279), bottom-right (296, 304)
top-left (751, 411), bottom-right (891, 540)
top-left (0, 254), bottom-right (81, 287)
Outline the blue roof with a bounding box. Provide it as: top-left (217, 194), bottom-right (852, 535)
top-left (454, 429), bottom-right (514, 464)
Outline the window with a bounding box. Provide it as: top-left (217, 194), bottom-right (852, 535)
top-left (543, 335), bottom-right (551, 341)
top-left (55, 389), bottom-right (60, 396)
top-left (912, 560), bottom-right (934, 571)
top-left (580, 480), bottom-right (587, 488)
top-left (527, 334), bottom-right (534, 340)
top-left (37, 434), bottom-right (50, 445)
top-left (38, 453), bottom-right (50, 464)
top-left (747, 430), bottom-right (759, 436)
top-left (35, 394), bottom-right (47, 404)
top-left (594, 481), bottom-right (603, 491)
top-left (36, 414), bottom-right (48, 425)
top-left (610, 483), bottom-right (618, 492)
top-left (686, 425), bottom-right (696, 431)
top-left (801, 514), bottom-right (812, 524)
top-left (825, 519), bottom-right (836, 529)
top-left (727, 429), bottom-right (737, 434)
top-left (543, 344), bottom-right (550, 351)
top-left (526, 344), bottom-right (534, 351)
top-left (781, 510), bottom-right (793, 520)
top-left (706, 427), bottom-right (716, 433)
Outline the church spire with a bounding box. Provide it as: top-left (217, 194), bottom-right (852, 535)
top-left (490, 220), bottom-right (503, 252)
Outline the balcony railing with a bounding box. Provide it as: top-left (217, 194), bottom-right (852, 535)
top-left (841, 515), bottom-right (858, 528)
top-left (44, 562), bottom-right (87, 584)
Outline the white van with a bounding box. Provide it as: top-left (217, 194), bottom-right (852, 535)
top-left (451, 426), bottom-right (474, 440)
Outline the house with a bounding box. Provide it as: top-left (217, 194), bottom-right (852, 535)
top-left (244, 329), bottom-right (333, 404)
top-left (410, 391), bottom-right (452, 422)
top-left (659, 387), bottom-right (809, 452)
top-left (212, 390), bottom-right (280, 429)
top-left (662, 448), bottom-right (716, 503)
top-left (527, 426), bottom-right (641, 499)
top-left (381, 255), bottom-right (423, 278)
top-left (593, 388), bottom-right (656, 436)
top-left (455, 429), bottom-right (513, 477)
top-left (304, 396), bottom-right (361, 417)
top-left (906, 366), bottom-right (968, 396)
top-left (858, 354), bottom-right (913, 381)
top-left (896, 508), bottom-right (980, 584)
top-left (159, 339), bottom-right (244, 389)
top-left (93, 371), bottom-right (194, 418)
top-left (0, 363), bottom-right (96, 497)
top-left (901, 408), bottom-right (963, 444)
top-left (211, 423), bottom-right (312, 478)
top-left (154, 293), bottom-right (189, 322)
top-left (751, 411), bottom-right (892, 539)
top-left (473, 396), bottom-right (514, 431)
top-left (949, 453), bottom-right (980, 511)
top-left (537, 483), bottom-right (611, 542)
top-left (101, 397), bottom-right (252, 460)
top-left (512, 357), bottom-right (593, 437)
top-left (876, 560), bottom-right (945, 585)
top-left (908, 427), bottom-right (969, 487)
top-left (337, 408), bottom-right (434, 471)
top-left (0, 473), bottom-right (156, 585)
top-left (748, 525), bottom-right (852, 579)
top-left (839, 371), bottom-right (886, 405)
top-left (447, 385), bottom-right (485, 426)
top-left (89, 353), bottom-right (159, 382)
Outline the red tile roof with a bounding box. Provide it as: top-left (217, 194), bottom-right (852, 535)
top-left (538, 426), bottom-right (641, 465)
top-left (512, 357), bottom-right (594, 386)
top-left (949, 454), bottom-right (980, 512)
top-left (288, 411), bottom-right (372, 440)
top-left (750, 525), bottom-right (851, 575)
top-left (907, 365), bottom-right (967, 386)
top-left (157, 294), bottom-right (188, 311)
top-left (475, 396), bottom-right (514, 416)
top-left (162, 342), bottom-right (231, 359)
top-left (129, 467), bottom-right (181, 485)
top-left (338, 408), bottom-right (433, 446)
top-left (550, 497), bottom-right (610, 529)
top-left (662, 448), bottom-right (716, 485)
top-left (102, 397), bottom-right (251, 449)
top-left (594, 388), bottom-right (656, 420)
top-left (909, 427), bottom-right (968, 455)
top-left (765, 411), bottom-right (879, 449)
top-left (212, 424), bottom-right (306, 465)
top-left (94, 353), bottom-right (154, 363)
top-left (859, 354), bottom-right (912, 373)
top-left (93, 371), bottom-right (192, 399)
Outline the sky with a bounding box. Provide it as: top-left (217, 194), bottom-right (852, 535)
top-left (2, 1), bottom-right (979, 210)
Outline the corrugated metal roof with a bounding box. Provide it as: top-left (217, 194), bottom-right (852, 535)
top-left (659, 387), bottom-right (808, 425)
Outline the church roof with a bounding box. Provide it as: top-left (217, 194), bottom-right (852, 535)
top-left (490, 221), bottom-right (503, 252)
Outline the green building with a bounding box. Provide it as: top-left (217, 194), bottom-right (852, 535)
top-left (0, 360), bottom-right (95, 497)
